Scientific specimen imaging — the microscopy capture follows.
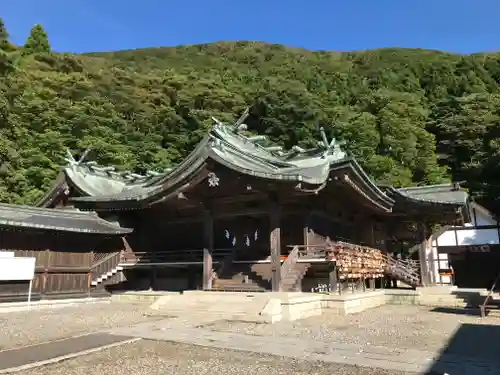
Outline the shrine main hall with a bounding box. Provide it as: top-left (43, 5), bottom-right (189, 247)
top-left (0, 111), bottom-right (470, 300)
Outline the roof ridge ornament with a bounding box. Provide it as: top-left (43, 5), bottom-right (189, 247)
top-left (281, 145), bottom-right (307, 159)
top-left (211, 116), bottom-right (225, 131)
top-left (211, 107), bottom-right (250, 134)
top-left (231, 107), bottom-right (250, 133)
top-left (319, 127), bottom-right (346, 160)
top-left (64, 147), bottom-right (91, 168)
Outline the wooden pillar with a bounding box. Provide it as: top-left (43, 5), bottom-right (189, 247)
top-left (303, 212), bottom-right (310, 252)
top-left (43, 248), bottom-right (50, 297)
top-left (418, 221), bottom-right (427, 287)
top-left (88, 249), bottom-right (94, 296)
top-left (329, 262), bottom-right (338, 294)
top-left (202, 209), bottom-right (214, 290)
top-left (269, 204), bottom-right (281, 292)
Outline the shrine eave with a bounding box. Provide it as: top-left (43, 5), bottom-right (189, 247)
top-left (385, 184), bottom-right (469, 206)
top-left (0, 203), bottom-right (132, 235)
top-left (329, 158), bottom-right (394, 208)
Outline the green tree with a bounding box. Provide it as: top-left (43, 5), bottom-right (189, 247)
top-left (0, 17), bottom-right (8, 49)
top-left (0, 18), bottom-right (13, 74)
top-left (23, 24), bottom-right (51, 54)
top-left (4, 23), bottom-right (500, 215)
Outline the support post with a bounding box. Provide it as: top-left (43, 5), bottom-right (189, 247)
top-left (27, 279), bottom-right (33, 309)
top-left (418, 221), bottom-right (428, 287)
top-left (269, 203), bottom-right (281, 292)
top-left (329, 262), bottom-right (338, 294)
top-left (303, 212), bottom-right (310, 255)
top-left (202, 209), bottom-right (214, 290)
top-left (88, 249), bottom-right (94, 297)
top-left (42, 248), bottom-right (51, 299)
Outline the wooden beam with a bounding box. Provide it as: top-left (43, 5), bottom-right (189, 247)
top-left (202, 209), bottom-right (214, 290)
top-left (269, 203), bottom-right (281, 292)
top-left (418, 221), bottom-right (427, 287)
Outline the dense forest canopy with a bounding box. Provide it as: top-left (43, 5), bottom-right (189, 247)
top-left (1, 20), bottom-right (500, 214)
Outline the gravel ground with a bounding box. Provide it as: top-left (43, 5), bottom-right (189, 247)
top-left (20, 339), bottom-right (420, 375)
top-left (0, 301), bottom-right (150, 350)
top-left (206, 305), bottom-right (500, 358)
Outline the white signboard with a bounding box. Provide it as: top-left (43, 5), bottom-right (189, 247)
top-left (0, 257), bottom-right (36, 281)
top-left (0, 252), bottom-right (15, 258)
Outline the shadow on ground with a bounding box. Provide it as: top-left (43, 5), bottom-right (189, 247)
top-left (425, 323), bottom-right (500, 375)
top-left (430, 306), bottom-right (482, 316)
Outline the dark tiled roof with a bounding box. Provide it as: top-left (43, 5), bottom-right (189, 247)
top-left (0, 203), bottom-right (132, 234)
top-left (396, 184), bottom-right (468, 205)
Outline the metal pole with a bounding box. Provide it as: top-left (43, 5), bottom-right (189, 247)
top-left (27, 279), bottom-right (33, 309)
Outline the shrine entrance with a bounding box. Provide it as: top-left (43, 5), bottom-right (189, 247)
top-left (447, 245), bottom-right (500, 289)
top-left (213, 215), bottom-right (270, 262)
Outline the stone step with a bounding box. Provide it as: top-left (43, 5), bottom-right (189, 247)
top-left (210, 279), bottom-right (267, 293)
top-left (156, 307), bottom-right (261, 314)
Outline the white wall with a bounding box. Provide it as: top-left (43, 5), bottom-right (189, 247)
top-left (429, 205), bottom-right (498, 285)
top-left (437, 226), bottom-right (499, 247)
top-left (0, 257), bottom-right (36, 281)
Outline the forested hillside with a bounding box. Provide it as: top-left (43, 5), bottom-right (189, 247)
top-left (2, 20), bottom-right (500, 213)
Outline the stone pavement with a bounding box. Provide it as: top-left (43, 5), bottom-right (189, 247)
top-left (0, 333), bottom-right (138, 373)
top-left (3, 313), bottom-right (500, 374)
top-left (107, 316), bottom-right (500, 375)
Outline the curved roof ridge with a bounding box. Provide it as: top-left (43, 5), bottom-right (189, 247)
top-left (387, 185), bottom-right (468, 205)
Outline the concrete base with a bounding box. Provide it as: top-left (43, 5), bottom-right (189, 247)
top-left (110, 290), bottom-right (181, 304)
top-left (385, 287), bottom-right (487, 307)
top-left (323, 290), bottom-right (386, 315)
top-left (109, 287), bottom-right (491, 324)
top-left (0, 297), bottom-right (110, 314)
top-left (259, 291), bottom-right (386, 322)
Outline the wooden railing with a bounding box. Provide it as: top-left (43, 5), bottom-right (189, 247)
top-left (279, 245), bottom-right (300, 291)
top-left (382, 253), bottom-right (421, 286)
top-left (286, 244), bottom-right (333, 259)
top-left (93, 252), bottom-right (114, 265)
top-left (480, 272), bottom-right (500, 317)
top-left (120, 248), bottom-right (234, 264)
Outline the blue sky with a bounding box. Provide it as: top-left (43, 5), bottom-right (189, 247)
top-left (2, 0), bottom-right (497, 54)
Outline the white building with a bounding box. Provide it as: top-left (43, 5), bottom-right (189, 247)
top-left (428, 202), bottom-right (499, 285)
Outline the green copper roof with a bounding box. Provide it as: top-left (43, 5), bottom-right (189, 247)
top-left (0, 203), bottom-right (132, 234)
top-left (37, 110), bottom-right (470, 214)
top-left (387, 183), bottom-right (468, 205)
top-left (65, 114), bottom-right (394, 211)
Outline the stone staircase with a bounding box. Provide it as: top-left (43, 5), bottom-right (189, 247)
top-left (279, 246), bottom-right (311, 292)
top-left (210, 263), bottom-right (271, 292)
top-left (383, 254), bottom-right (421, 288)
top-left (208, 259), bottom-right (311, 293)
top-left (148, 291), bottom-right (270, 322)
top-left (280, 263), bottom-right (310, 292)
